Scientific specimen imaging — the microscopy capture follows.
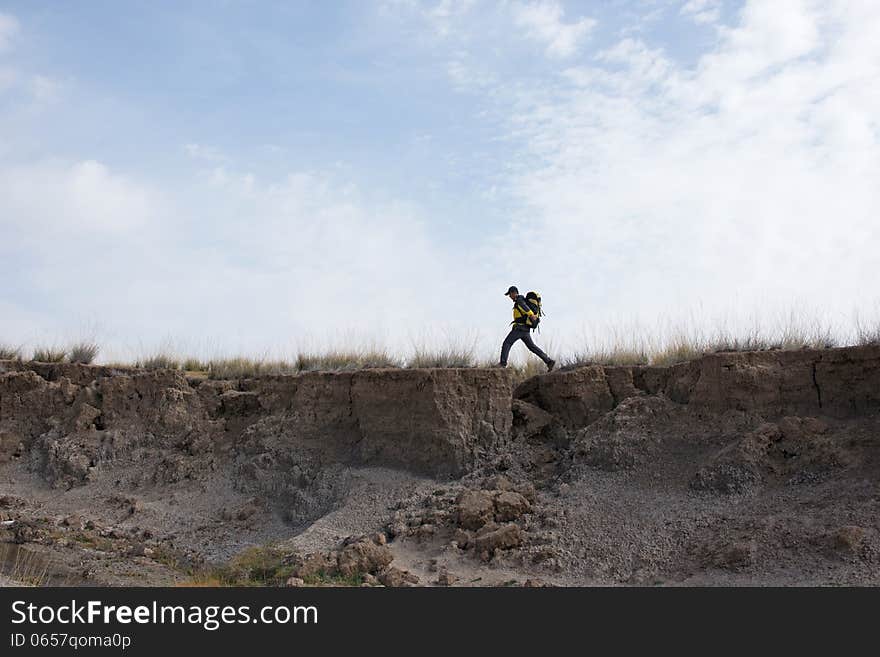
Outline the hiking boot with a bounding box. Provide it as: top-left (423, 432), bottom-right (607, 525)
top-left (492, 363), bottom-right (508, 369)
top-left (547, 359), bottom-right (556, 372)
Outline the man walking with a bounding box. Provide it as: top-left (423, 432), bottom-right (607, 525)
top-left (499, 285), bottom-right (555, 371)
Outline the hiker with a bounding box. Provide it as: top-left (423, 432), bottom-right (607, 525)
top-left (499, 285), bottom-right (555, 371)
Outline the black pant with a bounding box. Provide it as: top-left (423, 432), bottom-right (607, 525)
top-left (500, 327), bottom-right (550, 366)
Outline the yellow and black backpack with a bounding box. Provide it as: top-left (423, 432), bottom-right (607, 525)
top-left (525, 291), bottom-right (543, 330)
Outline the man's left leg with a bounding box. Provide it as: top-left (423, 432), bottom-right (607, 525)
top-left (499, 329), bottom-right (523, 366)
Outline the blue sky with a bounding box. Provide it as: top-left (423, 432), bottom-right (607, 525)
top-left (2, 1), bottom-right (879, 362)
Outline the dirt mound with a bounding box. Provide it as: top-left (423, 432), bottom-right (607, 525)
top-left (692, 416), bottom-right (857, 494)
top-left (573, 395), bottom-right (675, 471)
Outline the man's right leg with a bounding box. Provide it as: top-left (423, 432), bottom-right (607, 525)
top-left (521, 331), bottom-right (551, 364)
top-left (499, 329), bottom-right (523, 366)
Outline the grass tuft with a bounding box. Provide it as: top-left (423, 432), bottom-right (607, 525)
top-left (406, 347), bottom-right (475, 368)
top-left (407, 333), bottom-right (478, 368)
top-left (33, 346), bottom-right (68, 363)
top-left (0, 344), bottom-right (23, 361)
top-left (67, 340), bottom-right (100, 364)
top-left (137, 354), bottom-right (181, 370)
top-left (180, 546), bottom-right (297, 587)
top-left (297, 348), bottom-right (402, 372)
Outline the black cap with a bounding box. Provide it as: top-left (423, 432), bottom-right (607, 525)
top-left (504, 286), bottom-right (518, 295)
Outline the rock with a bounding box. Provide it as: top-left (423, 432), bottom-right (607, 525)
top-left (691, 462), bottom-right (761, 495)
top-left (511, 399), bottom-right (558, 439)
top-left (514, 482), bottom-right (537, 503)
top-left (473, 523), bottom-right (522, 554)
top-left (379, 566), bottom-right (420, 587)
top-left (294, 552), bottom-right (338, 579)
top-left (532, 446), bottom-right (558, 465)
top-left (363, 573), bottom-right (379, 586)
top-left (712, 540), bottom-right (757, 570)
top-left (336, 540), bottom-right (394, 577)
top-left (127, 543), bottom-right (147, 557)
top-left (483, 474), bottom-right (512, 491)
top-left (0, 495), bottom-right (24, 508)
top-left (235, 505), bottom-right (257, 521)
top-left (456, 490), bottom-right (494, 530)
top-left (452, 528), bottom-right (471, 549)
top-left (386, 522), bottom-right (408, 539)
top-left (73, 404), bottom-right (102, 431)
top-left (493, 491), bottom-right (532, 522)
top-left (416, 524), bottom-right (435, 541)
top-left (373, 532), bottom-right (387, 546)
top-left (61, 514), bottom-right (83, 529)
top-left (833, 526), bottom-right (865, 555)
top-left (436, 569), bottom-right (458, 586)
top-left (0, 430), bottom-right (23, 463)
top-left (515, 366), bottom-right (615, 430)
top-left (286, 577), bottom-right (305, 587)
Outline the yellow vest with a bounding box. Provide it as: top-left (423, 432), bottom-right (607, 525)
top-left (512, 297), bottom-right (537, 328)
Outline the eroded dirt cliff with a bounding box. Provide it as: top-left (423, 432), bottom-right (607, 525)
top-left (1, 347), bottom-right (878, 586)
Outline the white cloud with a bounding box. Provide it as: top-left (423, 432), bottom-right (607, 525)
top-left (184, 143), bottom-right (229, 163)
top-left (427, 0), bottom-right (477, 36)
top-left (481, 0), bottom-right (880, 342)
top-left (29, 75), bottom-right (64, 103)
top-left (447, 51), bottom-right (497, 90)
top-left (680, 0), bottom-right (722, 25)
top-left (0, 160), bottom-right (156, 235)
top-left (0, 12), bottom-right (19, 52)
top-left (0, 158), bottom-right (488, 358)
top-left (512, 1), bottom-right (596, 59)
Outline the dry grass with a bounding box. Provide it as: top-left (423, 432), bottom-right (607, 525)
top-left (0, 344), bottom-right (23, 361)
top-left (566, 313), bottom-right (842, 369)
top-left (563, 348), bottom-right (650, 369)
top-left (10, 309), bottom-right (873, 379)
top-left (68, 340), bottom-right (100, 364)
top-left (182, 357), bottom-right (210, 372)
top-left (137, 353), bottom-right (181, 370)
top-left (33, 346), bottom-right (68, 363)
top-left (297, 348), bottom-right (402, 372)
top-left (178, 545), bottom-right (298, 587)
top-left (0, 544), bottom-right (50, 587)
top-left (855, 318), bottom-right (880, 346)
top-left (406, 332), bottom-right (479, 368)
top-left (208, 358), bottom-right (299, 379)
top-left (407, 346), bottom-right (475, 368)
top-left (650, 330), bottom-right (707, 367)
top-left (857, 328), bottom-right (880, 346)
